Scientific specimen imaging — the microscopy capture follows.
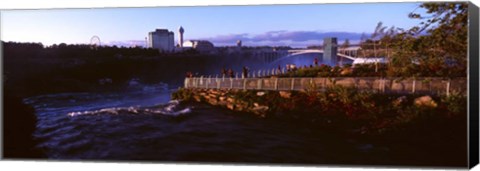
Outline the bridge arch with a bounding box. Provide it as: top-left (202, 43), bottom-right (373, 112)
top-left (268, 50), bottom-right (356, 67)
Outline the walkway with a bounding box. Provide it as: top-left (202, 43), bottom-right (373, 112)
top-left (184, 77), bottom-right (466, 96)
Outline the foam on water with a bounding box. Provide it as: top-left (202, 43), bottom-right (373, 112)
top-left (67, 100), bottom-right (191, 117)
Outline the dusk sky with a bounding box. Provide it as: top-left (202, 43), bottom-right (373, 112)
top-left (1, 2), bottom-right (426, 47)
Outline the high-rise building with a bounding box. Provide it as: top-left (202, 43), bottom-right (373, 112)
top-left (147, 29), bottom-right (174, 52)
top-left (178, 26), bottom-right (184, 48)
top-left (323, 37), bottom-right (338, 66)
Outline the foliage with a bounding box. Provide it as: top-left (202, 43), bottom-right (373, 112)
top-left (355, 2), bottom-right (467, 78)
top-left (277, 63), bottom-right (388, 78)
top-left (440, 91), bottom-right (467, 116)
top-left (171, 88), bottom-right (193, 101)
top-left (3, 41), bottom-right (246, 97)
top-left (389, 2), bottom-right (468, 77)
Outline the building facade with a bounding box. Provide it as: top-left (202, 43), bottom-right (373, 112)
top-left (183, 40), bottom-right (215, 53)
top-left (147, 29), bottom-right (175, 52)
top-left (323, 37), bottom-right (338, 66)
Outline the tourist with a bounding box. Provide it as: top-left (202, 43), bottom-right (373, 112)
top-left (228, 69), bottom-right (234, 78)
top-left (314, 57), bottom-right (319, 66)
top-left (185, 71), bottom-right (193, 78)
top-left (242, 66), bottom-right (249, 78)
top-left (221, 67), bottom-right (227, 78)
top-left (291, 64), bottom-right (297, 71)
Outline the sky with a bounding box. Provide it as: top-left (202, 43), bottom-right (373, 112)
top-left (0, 2), bottom-right (426, 48)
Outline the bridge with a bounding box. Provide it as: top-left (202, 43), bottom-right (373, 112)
top-left (262, 47), bottom-right (359, 65)
top-left (260, 38), bottom-right (360, 65)
top-left (286, 49), bottom-right (357, 60)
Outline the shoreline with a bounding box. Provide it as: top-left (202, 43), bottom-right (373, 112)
top-left (172, 85), bottom-right (467, 135)
top-left (171, 86), bottom-right (468, 166)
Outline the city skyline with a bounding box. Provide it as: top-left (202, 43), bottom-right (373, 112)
top-left (1, 2), bottom-right (426, 48)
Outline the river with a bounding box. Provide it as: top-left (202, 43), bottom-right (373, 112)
top-left (22, 83), bottom-right (463, 166)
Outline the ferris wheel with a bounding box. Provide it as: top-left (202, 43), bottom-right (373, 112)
top-left (90, 35), bottom-right (101, 47)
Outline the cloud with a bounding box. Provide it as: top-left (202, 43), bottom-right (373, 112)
top-left (203, 31), bottom-right (370, 47)
top-left (108, 31), bottom-right (370, 48)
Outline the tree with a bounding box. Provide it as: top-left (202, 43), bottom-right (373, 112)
top-left (389, 2), bottom-right (468, 77)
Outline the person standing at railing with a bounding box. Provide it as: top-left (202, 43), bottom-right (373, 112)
top-left (228, 69), bottom-right (234, 78)
top-left (185, 71), bottom-right (193, 78)
top-left (221, 67), bottom-right (227, 78)
top-left (314, 57), bottom-right (319, 67)
top-left (242, 66), bottom-right (249, 78)
top-left (291, 64), bottom-right (297, 72)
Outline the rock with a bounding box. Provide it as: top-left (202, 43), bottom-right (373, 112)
top-left (252, 105), bottom-right (269, 117)
top-left (227, 103), bottom-right (235, 110)
top-left (414, 95), bottom-right (438, 108)
top-left (238, 101), bottom-right (248, 107)
top-left (253, 102), bottom-right (260, 107)
top-left (218, 101), bottom-right (227, 106)
top-left (208, 94), bottom-right (218, 99)
top-left (193, 95), bottom-right (202, 102)
top-left (392, 96), bottom-right (407, 107)
top-left (219, 96), bottom-right (226, 101)
top-left (256, 91), bottom-right (266, 96)
top-left (279, 91), bottom-right (292, 99)
top-left (199, 92), bottom-right (207, 96)
top-left (340, 68), bottom-right (352, 76)
top-left (227, 97), bottom-right (236, 103)
top-left (208, 98), bottom-right (218, 105)
top-left (209, 89), bottom-right (221, 95)
top-left (235, 103), bottom-right (247, 111)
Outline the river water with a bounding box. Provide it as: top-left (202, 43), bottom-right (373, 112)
top-left (22, 84), bottom-right (461, 166)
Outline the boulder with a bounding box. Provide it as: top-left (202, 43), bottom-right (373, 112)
top-left (219, 96), bottom-right (226, 101)
top-left (252, 105), bottom-right (269, 117)
top-left (256, 91), bottom-right (266, 96)
top-left (392, 96), bottom-right (407, 107)
top-left (193, 95), bottom-right (202, 102)
top-left (340, 68), bottom-right (353, 76)
top-left (414, 95), bottom-right (438, 108)
top-left (227, 103), bottom-right (235, 110)
top-left (218, 101), bottom-right (227, 106)
top-left (227, 97), bottom-right (236, 103)
top-left (208, 98), bottom-right (218, 106)
top-left (279, 91), bottom-right (292, 99)
top-left (208, 94), bottom-right (218, 99)
top-left (209, 89), bottom-right (221, 95)
top-left (235, 103), bottom-right (247, 112)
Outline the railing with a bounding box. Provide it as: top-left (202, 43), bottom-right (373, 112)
top-left (184, 77), bottom-right (467, 96)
